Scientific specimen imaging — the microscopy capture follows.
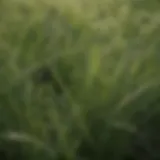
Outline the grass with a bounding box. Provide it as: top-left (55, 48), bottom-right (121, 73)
top-left (0, 0), bottom-right (160, 159)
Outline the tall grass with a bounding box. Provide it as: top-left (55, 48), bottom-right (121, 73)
top-left (0, 0), bottom-right (160, 159)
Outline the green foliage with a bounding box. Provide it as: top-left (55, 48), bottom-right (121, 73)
top-left (0, 0), bottom-right (160, 160)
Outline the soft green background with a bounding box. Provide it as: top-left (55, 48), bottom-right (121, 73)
top-left (0, 0), bottom-right (160, 159)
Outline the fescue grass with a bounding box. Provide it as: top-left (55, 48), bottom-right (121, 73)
top-left (0, 0), bottom-right (160, 159)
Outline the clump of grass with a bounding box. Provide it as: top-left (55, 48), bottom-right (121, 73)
top-left (0, 0), bottom-right (160, 160)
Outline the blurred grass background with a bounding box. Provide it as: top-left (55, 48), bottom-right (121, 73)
top-left (0, 0), bottom-right (160, 159)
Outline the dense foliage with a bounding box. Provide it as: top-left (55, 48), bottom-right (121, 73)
top-left (0, 0), bottom-right (160, 159)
